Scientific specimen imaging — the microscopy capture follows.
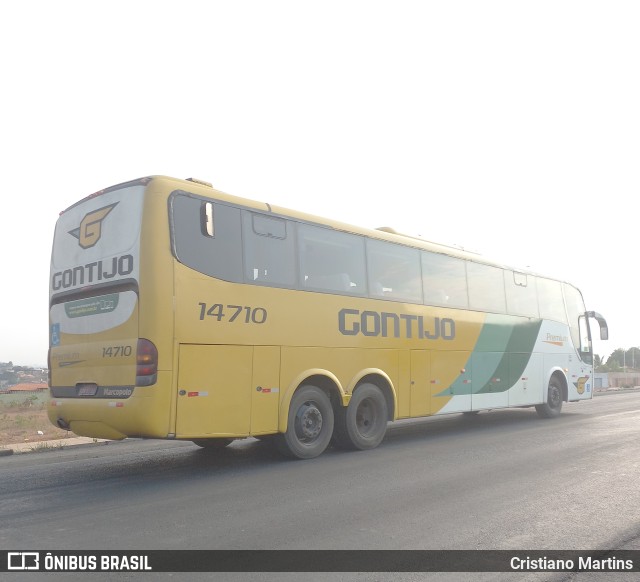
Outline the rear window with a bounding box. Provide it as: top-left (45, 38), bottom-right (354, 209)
top-left (51, 184), bottom-right (145, 295)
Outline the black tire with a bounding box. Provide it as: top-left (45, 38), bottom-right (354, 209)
top-left (192, 438), bottom-right (233, 449)
top-left (535, 376), bottom-right (564, 418)
top-left (276, 385), bottom-right (334, 459)
top-left (333, 383), bottom-right (388, 450)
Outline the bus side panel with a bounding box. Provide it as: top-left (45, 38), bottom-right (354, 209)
top-left (471, 351), bottom-right (508, 410)
top-left (409, 350), bottom-right (430, 418)
top-left (280, 346), bottom-right (400, 418)
top-left (251, 346), bottom-right (281, 434)
top-left (567, 354), bottom-right (594, 401)
top-left (543, 353), bottom-right (570, 388)
top-left (508, 352), bottom-right (543, 406)
top-left (568, 371), bottom-right (593, 401)
top-left (176, 345), bottom-right (252, 438)
top-left (430, 351), bottom-right (472, 414)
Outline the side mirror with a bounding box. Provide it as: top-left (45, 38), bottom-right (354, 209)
top-left (587, 311), bottom-right (609, 341)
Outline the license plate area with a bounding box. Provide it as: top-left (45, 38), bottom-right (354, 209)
top-left (77, 383), bottom-right (98, 396)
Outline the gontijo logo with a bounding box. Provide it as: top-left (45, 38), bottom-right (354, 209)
top-left (68, 203), bottom-right (118, 249)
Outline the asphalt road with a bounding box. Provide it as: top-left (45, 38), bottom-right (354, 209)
top-left (1, 391), bottom-right (639, 582)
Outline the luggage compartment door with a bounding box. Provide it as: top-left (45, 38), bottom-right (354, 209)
top-left (176, 345), bottom-right (252, 438)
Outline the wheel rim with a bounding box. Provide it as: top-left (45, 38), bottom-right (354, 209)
top-left (294, 400), bottom-right (323, 443)
top-left (549, 384), bottom-right (561, 408)
top-left (355, 398), bottom-right (378, 437)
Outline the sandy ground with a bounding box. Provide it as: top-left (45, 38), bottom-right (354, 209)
top-left (0, 396), bottom-right (70, 447)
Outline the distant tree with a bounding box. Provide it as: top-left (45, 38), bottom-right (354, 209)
top-left (627, 347), bottom-right (640, 369)
top-left (606, 347), bottom-right (640, 371)
top-left (607, 349), bottom-right (626, 369)
top-left (0, 370), bottom-right (18, 385)
top-left (609, 361), bottom-right (622, 372)
top-left (594, 354), bottom-right (607, 372)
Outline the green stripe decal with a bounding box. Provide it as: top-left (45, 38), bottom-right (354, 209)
top-left (436, 316), bottom-right (543, 396)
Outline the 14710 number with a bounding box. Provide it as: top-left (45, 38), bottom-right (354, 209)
top-left (198, 303), bottom-right (268, 324)
top-left (102, 345), bottom-right (133, 358)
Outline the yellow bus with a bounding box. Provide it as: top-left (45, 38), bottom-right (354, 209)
top-left (48, 176), bottom-right (608, 459)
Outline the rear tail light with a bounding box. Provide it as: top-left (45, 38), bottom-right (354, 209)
top-left (136, 339), bottom-right (158, 386)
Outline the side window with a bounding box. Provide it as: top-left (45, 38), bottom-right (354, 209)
top-left (298, 224), bottom-right (366, 295)
top-left (367, 239), bottom-right (422, 303)
top-left (505, 271), bottom-right (539, 317)
top-left (170, 193), bottom-right (243, 282)
top-left (537, 278), bottom-right (567, 323)
top-left (467, 262), bottom-right (506, 313)
top-left (421, 252), bottom-right (468, 308)
top-left (242, 212), bottom-right (295, 288)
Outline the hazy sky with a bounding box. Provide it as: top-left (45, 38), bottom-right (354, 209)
top-left (1, 1), bottom-right (638, 365)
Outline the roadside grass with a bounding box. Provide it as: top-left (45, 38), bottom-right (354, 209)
top-left (0, 393), bottom-right (70, 447)
top-left (28, 440), bottom-right (67, 453)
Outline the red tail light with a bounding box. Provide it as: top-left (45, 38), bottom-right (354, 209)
top-left (136, 339), bottom-right (158, 386)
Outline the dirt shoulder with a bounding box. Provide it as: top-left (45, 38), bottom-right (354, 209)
top-left (0, 394), bottom-right (70, 447)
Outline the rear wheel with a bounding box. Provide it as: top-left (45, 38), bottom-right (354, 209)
top-left (277, 385), bottom-right (334, 459)
top-left (333, 383), bottom-right (388, 450)
top-left (536, 376), bottom-right (564, 418)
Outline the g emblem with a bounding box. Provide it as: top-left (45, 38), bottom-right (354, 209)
top-left (69, 203), bottom-right (118, 249)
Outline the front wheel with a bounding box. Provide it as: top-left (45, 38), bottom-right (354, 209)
top-left (333, 383), bottom-right (388, 450)
top-left (535, 376), bottom-right (564, 418)
top-left (277, 385), bottom-right (334, 459)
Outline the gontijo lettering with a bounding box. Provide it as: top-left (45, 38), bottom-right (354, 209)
top-left (339, 308), bottom-right (455, 340)
top-left (51, 254), bottom-right (134, 290)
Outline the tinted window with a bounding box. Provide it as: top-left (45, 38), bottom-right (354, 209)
top-left (537, 278), bottom-right (567, 323)
top-left (298, 224), bottom-right (366, 295)
top-left (467, 262), bottom-right (506, 313)
top-left (505, 271), bottom-right (539, 317)
top-left (243, 212), bottom-right (295, 288)
top-left (367, 239), bottom-right (422, 303)
top-left (422, 252), bottom-right (468, 308)
top-left (170, 193), bottom-right (243, 282)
